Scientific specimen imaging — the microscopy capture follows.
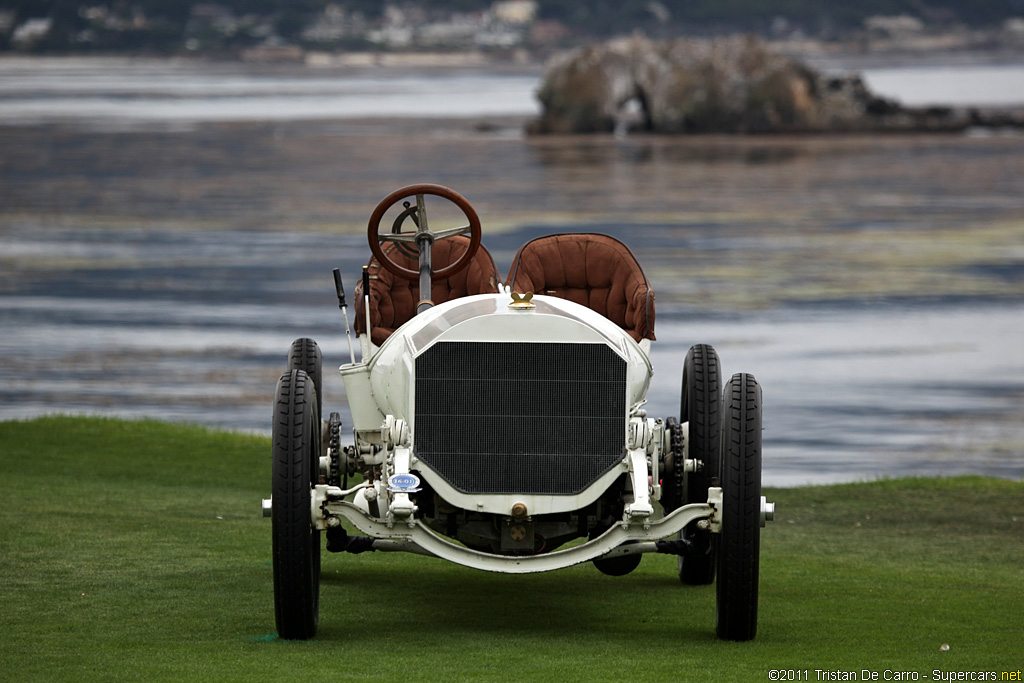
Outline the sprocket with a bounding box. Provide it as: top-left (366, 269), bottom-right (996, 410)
top-left (661, 416), bottom-right (685, 513)
top-left (327, 411), bottom-right (342, 486)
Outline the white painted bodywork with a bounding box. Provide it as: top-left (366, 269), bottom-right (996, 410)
top-left (341, 293), bottom-right (652, 433)
top-left (339, 292), bottom-right (655, 516)
top-left (330, 291), bottom-right (681, 571)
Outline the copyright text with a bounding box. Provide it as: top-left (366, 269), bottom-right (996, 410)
top-left (767, 670), bottom-right (1021, 681)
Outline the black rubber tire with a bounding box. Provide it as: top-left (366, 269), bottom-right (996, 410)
top-left (272, 369), bottom-right (321, 640)
top-left (678, 344), bottom-right (721, 585)
top-left (287, 338), bottom-right (323, 426)
top-left (715, 373), bottom-right (762, 642)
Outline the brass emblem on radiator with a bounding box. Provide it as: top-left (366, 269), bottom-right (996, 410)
top-left (508, 291), bottom-right (536, 309)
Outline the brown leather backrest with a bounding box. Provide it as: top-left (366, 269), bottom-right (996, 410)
top-left (355, 236), bottom-right (500, 346)
top-left (505, 233), bottom-right (656, 342)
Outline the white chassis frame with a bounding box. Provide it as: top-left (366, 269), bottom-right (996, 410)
top-left (313, 485), bottom-right (722, 574)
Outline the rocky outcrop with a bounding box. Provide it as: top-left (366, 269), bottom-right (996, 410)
top-left (528, 34), bottom-right (1024, 134)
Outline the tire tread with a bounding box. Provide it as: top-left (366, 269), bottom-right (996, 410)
top-left (715, 372), bottom-right (762, 641)
top-left (272, 369), bottom-right (320, 640)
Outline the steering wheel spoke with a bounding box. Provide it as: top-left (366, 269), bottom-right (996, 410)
top-left (367, 184), bottom-right (482, 282)
top-left (430, 225), bottom-right (473, 240)
top-left (379, 232), bottom-right (420, 245)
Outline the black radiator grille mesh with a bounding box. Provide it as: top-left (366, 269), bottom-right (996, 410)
top-left (415, 341), bottom-right (626, 494)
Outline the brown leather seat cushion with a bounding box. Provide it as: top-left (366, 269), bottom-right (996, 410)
top-left (505, 233), bottom-right (656, 342)
top-left (355, 236), bottom-right (500, 346)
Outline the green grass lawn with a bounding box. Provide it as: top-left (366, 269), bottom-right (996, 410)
top-left (1, 416), bottom-right (1021, 682)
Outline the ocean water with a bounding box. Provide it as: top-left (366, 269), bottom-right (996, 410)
top-left (860, 63), bottom-right (1024, 107)
top-left (1, 55), bottom-right (1023, 486)
top-left (0, 57), bottom-right (540, 128)
top-left (2, 222), bottom-right (1021, 487)
top-left (1, 55), bottom-right (1023, 129)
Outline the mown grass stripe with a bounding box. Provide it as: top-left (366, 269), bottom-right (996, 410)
top-left (0, 416), bottom-right (1020, 681)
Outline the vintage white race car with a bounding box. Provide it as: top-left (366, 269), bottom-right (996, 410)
top-left (264, 184), bottom-right (774, 641)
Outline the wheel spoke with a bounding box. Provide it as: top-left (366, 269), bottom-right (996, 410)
top-left (431, 225), bottom-right (472, 240)
top-left (415, 194), bottom-right (429, 233)
top-left (379, 232), bottom-right (419, 244)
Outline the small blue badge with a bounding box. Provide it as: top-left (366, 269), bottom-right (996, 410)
top-left (387, 473), bottom-right (422, 493)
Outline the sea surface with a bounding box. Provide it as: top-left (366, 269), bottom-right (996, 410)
top-left (0, 57), bottom-right (540, 128)
top-left (1, 55), bottom-right (1023, 486)
top-left (1, 54), bottom-right (1023, 128)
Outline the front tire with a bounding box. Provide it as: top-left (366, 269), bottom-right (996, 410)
top-left (677, 344), bottom-right (722, 585)
top-left (715, 373), bottom-right (762, 641)
top-left (287, 338), bottom-right (322, 425)
top-left (272, 369), bottom-right (321, 640)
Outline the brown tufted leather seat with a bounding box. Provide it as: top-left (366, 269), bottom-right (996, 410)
top-left (355, 235), bottom-right (501, 346)
top-left (505, 233), bottom-right (656, 342)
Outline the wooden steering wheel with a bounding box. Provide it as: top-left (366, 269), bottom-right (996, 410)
top-left (367, 184), bottom-right (482, 281)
